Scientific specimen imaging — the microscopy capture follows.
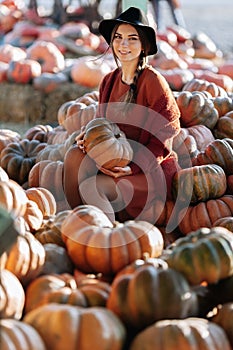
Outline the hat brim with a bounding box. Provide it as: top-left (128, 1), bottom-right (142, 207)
top-left (99, 19), bottom-right (158, 56)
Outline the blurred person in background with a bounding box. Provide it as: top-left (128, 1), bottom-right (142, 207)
top-left (150, 0), bottom-right (186, 30)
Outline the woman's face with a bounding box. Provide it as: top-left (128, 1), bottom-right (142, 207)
top-left (112, 24), bottom-right (142, 64)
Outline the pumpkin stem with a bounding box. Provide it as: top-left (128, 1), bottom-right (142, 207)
top-left (115, 133), bottom-right (121, 139)
top-left (142, 252), bottom-right (150, 261)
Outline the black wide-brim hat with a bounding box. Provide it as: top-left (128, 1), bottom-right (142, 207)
top-left (99, 6), bottom-right (157, 55)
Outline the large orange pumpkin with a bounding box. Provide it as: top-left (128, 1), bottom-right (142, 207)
top-left (83, 118), bottom-right (133, 170)
top-left (0, 319), bottom-right (46, 350)
top-left (28, 160), bottom-right (51, 187)
top-left (70, 55), bottom-right (112, 87)
top-left (173, 124), bottom-right (215, 154)
top-left (63, 100), bottom-right (97, 135)
top-left (24, 124), bottom-right (53, 143)
top-left (0, 179), bottom-right (28, 217)
top-left (194, 70), bottom-right (233, 93)
top-left (7, 58), bottom-right (42, 84)
top-left (23, 199), bottom-right (43, 231)
top-left (214, 111), bottom-right (233, 139)
top-left (193, 138), bottom-right (233, 175)
top-left (30, 274), bottom-right (111, 309)
top-left (130, 317), bottom-right (231, 350)
top-left (176, 90), bottom-right (219, 129)
top-left (57, 91), bottom-right (99, 130)
top-left (0, 269), bottom-right (25, 320)
top-left (26, 40), bottom-right (65, 73)
top-left (28, 160), bottom-right (69, 212)
top-left (57, 100), bottom-right (76, 127)
top-left (0, 318), bottom-right (46, 350)
top-left (25, 186), bottom-right (57, 218)
top-left (23, 303), bottom-right (126, 350)
top-left (182, 78), bottom-right (228, 97)
top-left (61, 204), bottom-right (164, 275)
top-left (36, 286), bottom-right (88, 308)
top-left (178, 195), bottom-right (233, 235)
top-left (212, 96), bottom-right (233, 117)
top-left (2, 231), bottom-right (46, 286)
top-left (24, 273), bottom-right (77, 314)
top-left (172, 125), bottom-right (215, 168)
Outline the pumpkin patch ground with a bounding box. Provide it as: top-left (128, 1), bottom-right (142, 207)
top-left (0, 1), bottom-right (233, 349)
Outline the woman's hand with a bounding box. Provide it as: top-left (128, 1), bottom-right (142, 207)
top-left (98, 165), bottom-right (132, 178)
top-left (75, 126), bottom-right (86, 153)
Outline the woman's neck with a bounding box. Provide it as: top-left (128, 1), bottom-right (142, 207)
top-left (121, 62), bottom-right (138, 85)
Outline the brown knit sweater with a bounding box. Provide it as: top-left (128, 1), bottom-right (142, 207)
top-left (97, 65), bottom-right (181, 175)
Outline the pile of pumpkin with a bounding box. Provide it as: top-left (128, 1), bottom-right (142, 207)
top-left (0, 175), bottom-right (233, 349)
top-left (1, 3), bottom-right (233, 349)
top-left (0, 0), bottom-right (114, 90)
top-left (1, 84), bottom-right (233, 348)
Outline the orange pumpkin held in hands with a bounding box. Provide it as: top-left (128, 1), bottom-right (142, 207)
top-left (83, 118), bottom-right (133, 170)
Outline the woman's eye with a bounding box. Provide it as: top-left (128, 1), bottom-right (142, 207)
top-left (113, 35), bottom-right (139, 42)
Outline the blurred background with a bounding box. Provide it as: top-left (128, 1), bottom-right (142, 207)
top-left (0, 0), bottom-right (231, 133)
top-left (22, 0), bottom-right (233, 54)
top-left (179, 0), bottom-right (233, 54)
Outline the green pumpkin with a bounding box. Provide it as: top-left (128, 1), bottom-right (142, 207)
top-left (107, 264), bottom-right (198, 330)
top-left (172, 164), bottom-right (227, 204)
top-left (165, 227), bottom-right (233, 285)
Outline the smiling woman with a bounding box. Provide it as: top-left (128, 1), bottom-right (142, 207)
top-left (63, 6), bottom-right (181, 223)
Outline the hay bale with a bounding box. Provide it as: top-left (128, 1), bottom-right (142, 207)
top-left (0, 83), bottom-right (44, 123)
top-left (0, 82), bottom-right (93, 124)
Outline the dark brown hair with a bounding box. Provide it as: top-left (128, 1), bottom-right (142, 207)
top-left (110, 24), bottom-right (150, 105)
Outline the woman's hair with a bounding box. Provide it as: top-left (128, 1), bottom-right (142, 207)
top-left (110, 24), bottom-right (150, 105)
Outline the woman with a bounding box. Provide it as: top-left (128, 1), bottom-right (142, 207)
top-left (63, 6), bottom-right (181, 223)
